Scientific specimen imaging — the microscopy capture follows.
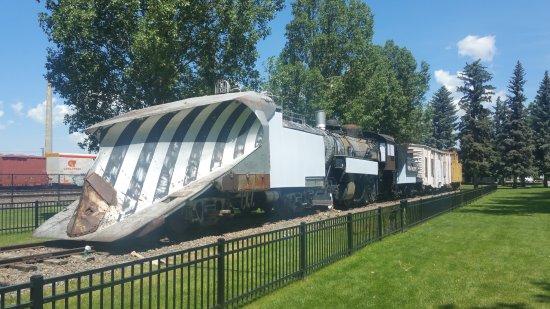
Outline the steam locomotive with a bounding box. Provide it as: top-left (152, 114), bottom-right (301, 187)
top-left (35, 92), bottom-right (462, 242)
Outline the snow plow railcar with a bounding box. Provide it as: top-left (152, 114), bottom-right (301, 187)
top-left (35, 91), bottom-right (462, 242)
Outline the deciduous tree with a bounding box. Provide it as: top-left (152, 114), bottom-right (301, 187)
top-left (41, 0), bottom-right (283, 151)
top-left (265, 0), bottom-right (429, 142)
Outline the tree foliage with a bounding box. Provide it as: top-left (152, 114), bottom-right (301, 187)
top-left (40, 0), bottom-right (284, 151)
top-left (265, 0), bottom-right (430, 142)
top-left (492, 96), bottom-right (510, 183)
top-left (426, 86), bottom-right (458, 149)
top-left (457, 60), bottom-right (495, 187)
top-left (529, 71), bottom-right (550, 187)
top-left (503, 61), bottom-right (534, 186)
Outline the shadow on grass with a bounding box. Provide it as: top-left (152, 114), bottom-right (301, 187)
top-left (439, 303), bottom-right (528, 308)
top-left (532, 280), bottom-right (550, 303)
top-left (458, 190), bottom-right (550, 216)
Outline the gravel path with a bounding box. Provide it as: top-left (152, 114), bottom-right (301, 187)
top-left (0, 190), bottom-right (455, 286)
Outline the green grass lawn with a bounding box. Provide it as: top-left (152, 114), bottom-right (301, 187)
top-left (0, 203), bottom-right (64, 246)
top-left (0, 232), bottom-right (44, 247)
top-left (459, 183), bottom-right (475, 190)
top-left (247, 187), bottom-right (550, 308)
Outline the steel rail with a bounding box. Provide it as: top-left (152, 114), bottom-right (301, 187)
top-left (0, 247), bottom-right (89, 266)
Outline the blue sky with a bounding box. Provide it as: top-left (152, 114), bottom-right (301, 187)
top-left (1, 1), bottom-right (549, 154)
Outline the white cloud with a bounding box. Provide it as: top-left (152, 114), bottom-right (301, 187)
top-left (434, 70), bottom-right (462, 93)
top-left (69, 132), bottom-right (87, 144)
top-left (492, 90), bottom-right (506, 102)
top-left (434, 69), bottom-right (464, 116)
top-left (11, 102), bottom-right (24, 115)
top-left (27, 99), bottom-right (74, 125)
top-left (486, 90), bottom-right (506, 110)
top-left (457, 35), bottom-right (496, 62)
top-left (0, 110), bottom-right (4, 118)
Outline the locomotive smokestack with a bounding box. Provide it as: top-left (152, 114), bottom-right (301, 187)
top-left (45, 82), bottom-right (53, 154)
top-left (315, 110), bottom-right (326, 130)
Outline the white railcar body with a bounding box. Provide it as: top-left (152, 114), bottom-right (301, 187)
top-left (46, 153), bottom-right (96, 186)
top-left (396, 144), bottom-right (452, 189)
top-left (268, 112), bottom-right (326, 188)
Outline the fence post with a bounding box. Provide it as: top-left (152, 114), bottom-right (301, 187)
top-left (34, 200), bottom-right (39, 229)
top-left (377, 207), bottom-right (383, 240)
top-left (10, 174), bottom-right (14, 203)
top-left (346, 213), bottom-right (353, 255)
top-left (299, 222), bottom-right (306, 278)
top-left (216, 238), bottom-right (225, 308)
top-left (57, 174), bottom-right (61, 205)
top-left (400, 200), bottom-right (407, 232)
top-left (30, 274), bottom-right (44, 309)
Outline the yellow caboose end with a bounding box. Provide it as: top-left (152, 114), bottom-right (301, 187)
top-left (450, 150), bottom-right (462, 189)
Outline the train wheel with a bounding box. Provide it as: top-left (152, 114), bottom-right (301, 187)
top-left (367, 179), bottom-right (378, 203)
top-left (353, 176), bottom-right (368, 207)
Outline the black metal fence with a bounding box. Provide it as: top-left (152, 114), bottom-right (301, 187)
top-left (0, 185), bottom-right (496, 309)
top-left (0, 200), bottom-right (73, 234)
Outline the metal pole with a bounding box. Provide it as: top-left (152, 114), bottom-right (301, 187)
top-left (34, 200), bottom-right (39, 229)
top-left (30, 275), bottom-right (44, 309)
top-left (10, 174), bottom-right (14, 204)
top-left (44, 83), bottom-right (53, 154)
top-left (377, 207), bottom-right (383, 240)
top-left (216, 238), bottom-right (225, 308)
top-left (57, 174), bottom-right (61, 205)
top-left (346, 213), bottom-right (353, 255)
top-left (299, 222), bottom-right (307, 278)
top-left (400, 200), bottom-right (407, 232)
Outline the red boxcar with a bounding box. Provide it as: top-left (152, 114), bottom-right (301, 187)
top-left (0, 155), bottom-right (49, 187)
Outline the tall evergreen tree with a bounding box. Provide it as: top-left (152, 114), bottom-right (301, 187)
top-left (492, 97), bottom-right (510, 184)
top-left (457, 60), bottom-right (495, 188)
top-left (503, 61), bottom-right (534, 187)
top-left (420, 102), bottom-right (434, 145)
top-left (529, 71), bottom-right (550, 187)
top-left (427, 86), bottom-right (458, 149)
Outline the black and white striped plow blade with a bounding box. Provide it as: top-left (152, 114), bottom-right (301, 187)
top-left (34, 92), bottom-right (275, 242)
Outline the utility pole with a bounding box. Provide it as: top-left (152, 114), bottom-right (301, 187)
top-left (45, 82), bottom-right (53, 154)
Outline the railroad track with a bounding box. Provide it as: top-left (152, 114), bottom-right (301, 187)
top-left (0, 241), bottom-right (94, 271)
top-left (0, 247), bottom-right (89, 266)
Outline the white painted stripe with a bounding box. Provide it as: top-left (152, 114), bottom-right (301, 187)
top-left (91, 122), bottom-right (130, 177)
top-left (242, 120), bottom-right (261, 155)
top-left (168, 104), bottom-right (218, 192)
top-left (195, 103), bottom-right (239, 179)
top-left (113, 115), bottom-right (161, 204)
top-left (135, 110), bottom-right (191, 208)
top-left (220, 109), bottom-right (253, 167)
